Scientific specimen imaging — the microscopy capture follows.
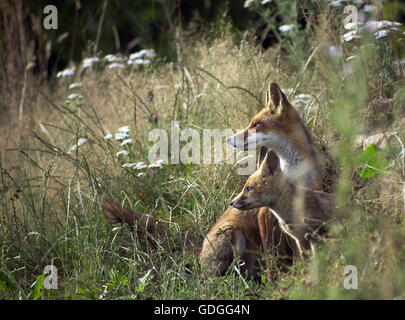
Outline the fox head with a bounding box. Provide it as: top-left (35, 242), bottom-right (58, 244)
top-left (230, 147), bottom-right (285, 210)
top-left (227, 82), bottom-right (296, 150)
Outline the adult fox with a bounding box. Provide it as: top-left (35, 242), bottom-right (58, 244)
top-left (228, 82), bottom-right (323, 190)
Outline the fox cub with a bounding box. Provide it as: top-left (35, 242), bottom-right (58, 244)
top-left (230, 148), bottom-right (336, 258)
top-left (199, 205), bottom-right (292, 278)
top-left (101, 194), bottom-right (291, 279)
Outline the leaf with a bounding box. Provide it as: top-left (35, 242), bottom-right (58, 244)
top-left (354, 144), bottom-right (387, 179)
top-left (29, 274), bottom-right (45, 300)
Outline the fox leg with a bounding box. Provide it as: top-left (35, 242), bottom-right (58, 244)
top-left (200, 227), bottom-right (241, 276)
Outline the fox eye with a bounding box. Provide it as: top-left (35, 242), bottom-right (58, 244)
top-left (246, 187), bottom-right (253, 192)
top-left (252, 122), bottom-right (260, 128)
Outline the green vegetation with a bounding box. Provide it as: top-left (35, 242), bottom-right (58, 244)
top-left (1, 0), bottom-right (405, 300)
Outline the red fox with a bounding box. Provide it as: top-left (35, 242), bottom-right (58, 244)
top-left (228, 82), bottom-right (323, 190)
top-left (101, 82), bottom-right (325, 276)
top-left (101, 148), bottom-right (293, 279)
top-left (230, 149), bottom-right (336, 258)
top-left (101, 195), bottom-right (291, 278)
top-left (199, 205), bottom-right (292, 278)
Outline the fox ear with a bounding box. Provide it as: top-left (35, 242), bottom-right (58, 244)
top-left (267, 82), bottom-right (289, 115)
top-left (257, 146), bottom-right (269, 168)
top-left (260, 150), bottom-right (280, 176)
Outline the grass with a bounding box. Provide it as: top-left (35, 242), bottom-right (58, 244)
top-left (1, 1), bottom-right (405, 300)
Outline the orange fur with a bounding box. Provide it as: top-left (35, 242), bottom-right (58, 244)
top-left (199, 205), bottom-right (291, 278)
top-left (101, 196), bottom-right (291, 278)
top-left (228, 82), bottom-right (323, 190)
top-left (231, 150), bottom-right (336, 258)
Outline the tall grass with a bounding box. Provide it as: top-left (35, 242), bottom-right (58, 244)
top-left (1, 1), bottom-right (405, 299)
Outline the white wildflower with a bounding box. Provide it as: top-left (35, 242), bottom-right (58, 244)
top-left (138, 172), bottom-right (146, 177)
top-left (118, 126), bottom-right (130, 133)
top-left (68, 82), bottom-right (82, 89)
top-left (295, 94), bottom-right (312, 100)
top-left (114, 132), bottom-right (130, 140)
top-left (330, 0), bottom-right (344, 7)
top-left (108, 63), bottom-right (125, 69)
top-left (364, 20), bottom-right (401, 32)
top-left (67, 93), bottom-right (84, 100)
top-left (261, 0), bottom-right (272, 4)
top-left (136, 163), bottom-right (148, 170)
top-left (117, 150), bottom-right (129, 157)
top-left (83, 57), bottom-right (100, 69)
top-left (148, 163), bottom-right (163, 169)
top-left (128, 59), bottom-right (151, 66)
top-left (279, 24), bottom-right (294, 33)
top-left (342, 30), bottom-right (361, 42)
top-left (57, 68), bottom-right (75, 78)
top-left (374, 30), bottom-right (388, 39)
top-left (243, 0), bottom-right (254, 8)
top-left (375, 27), bottom-right (400, 39)
top-left (104, 54), bottom-right (125, 62)
top-left (104, 133), bottom-right (113, 140)
top-left (344, 22), bottom-right (359, 30)
top-left (121, 139), bottom-right (132, 146)
top-left (126, 161), bottom-right (148, 170)
top-left (129, 49), bottom-right (156, 60)
top-left (293, 94), bottom-right (312, 107)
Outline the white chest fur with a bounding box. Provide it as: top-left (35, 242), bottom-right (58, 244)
top-left (262, 132), bottom-right (312, 187)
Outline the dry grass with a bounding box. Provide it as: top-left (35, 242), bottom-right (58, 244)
top-left (1, 6), bottom-right (405, 299)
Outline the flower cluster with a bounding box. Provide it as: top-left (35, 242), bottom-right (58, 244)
top-left (104, 49), bottom-right (156, 69)
top-left (83, 57), bottom-right (100, 69)
top-left (104, 125), bottom-right (165, 176)
top-left (57, 68), bottom-right (75, 78)
top-left (56, 49), bottom-right (156, 78)
top-left (342, 19), bottom-right (403, 43)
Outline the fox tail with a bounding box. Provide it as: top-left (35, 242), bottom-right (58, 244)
top-left (101, 196), bottom-right (170, 249)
